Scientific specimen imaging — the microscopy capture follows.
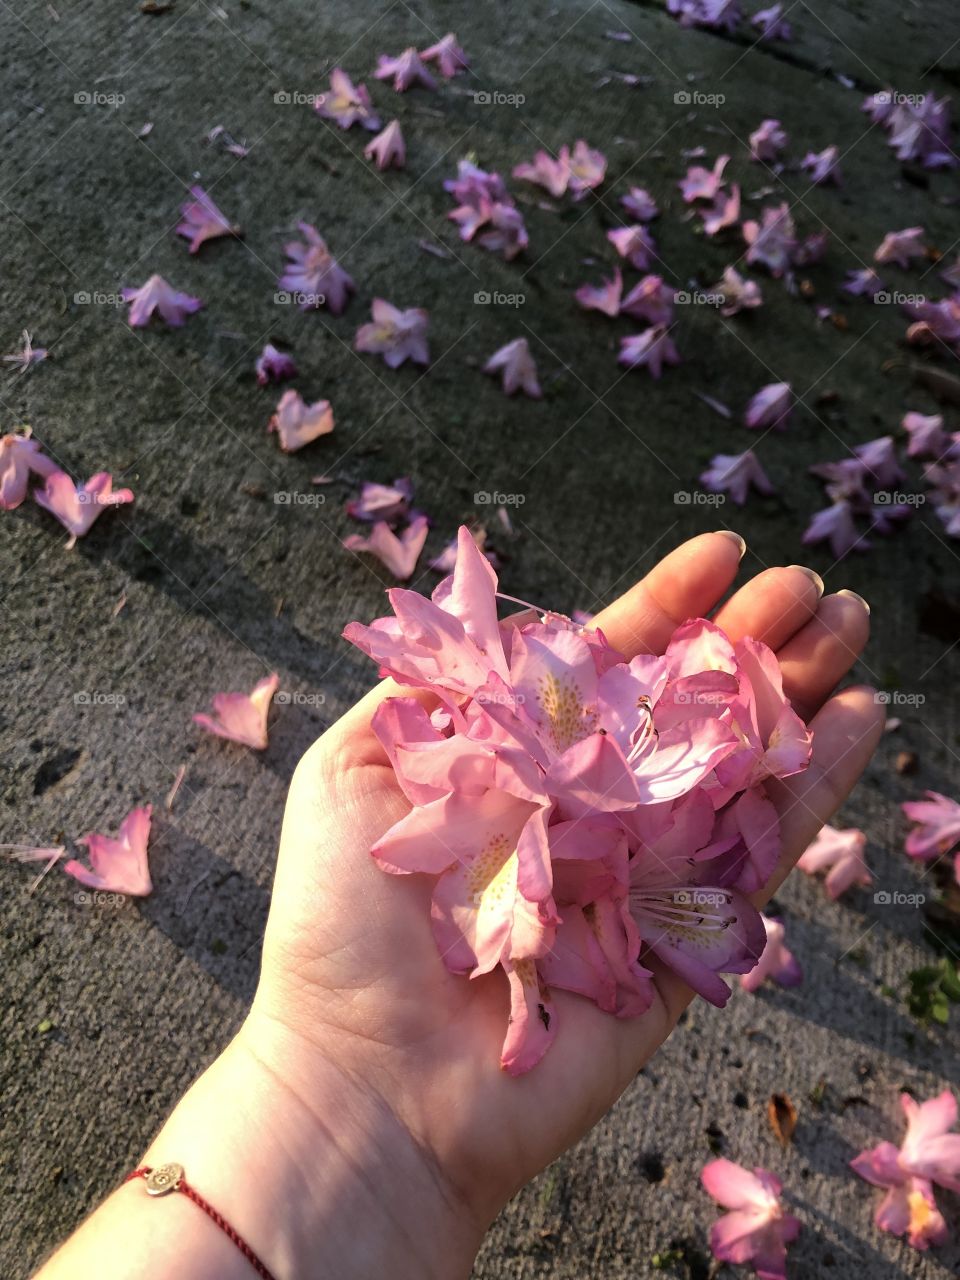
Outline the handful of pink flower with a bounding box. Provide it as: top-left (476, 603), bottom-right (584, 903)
top-left (344, 527), bottom-right (813, 1073)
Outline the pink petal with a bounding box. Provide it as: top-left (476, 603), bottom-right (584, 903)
top-left (192, 673), bottom-right (279, 749)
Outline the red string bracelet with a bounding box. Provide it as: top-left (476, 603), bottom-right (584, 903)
top-left (125, 1163), bottom-right (278, 1280)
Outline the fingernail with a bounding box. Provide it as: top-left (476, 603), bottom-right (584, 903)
top-left (788, 565), bottom-right (825, 597)
top-left (837, 588), bottom-right (870, 614)
top-left (718, 530), bottom-right (747, 559)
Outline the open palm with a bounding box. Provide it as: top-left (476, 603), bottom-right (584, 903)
top-left (247, 531), bottom-right (883, 1240)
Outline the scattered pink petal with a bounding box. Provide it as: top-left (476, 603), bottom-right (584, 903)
top-left (483, 337), bottom-right (541, 398)
top-left (255, 343), bottom-right (297, 386)
top-left (669, 0), bottom-right (741, 33)
top-left (268, 389), bottom-right (334, 452)
top-left (801, 145), bottom-right (842, 186)
top-left (745, 382), bottom-right (792, 430)
top-left (802, 499), bottom-right (870, 557)
top-left (752, 3), bottom-right (792, 40)
top-left (193, 673), bottom-right (280, 750)
top-left (375, 47), bottom-right (437, 92)
top-left (874, 226), bottom-right (925, 267)
top-left (176, 184), bottom-right (241, 253)
top-left (34, 471), bottom-right (134, 547)
top-left (419, 33), bottom-right (469, 78)
top-left (700, 184), bottom-right (741, 236)
top-left (0, 426), bottom-right (58, 510)
top-left (64, 805), bottom-right (153, 897)
top-left (568, 139), bottom-right (606, 198)
top-left (278, 222), bottom-right (355, 314)
top-left (843, 267), bottom-right (885, 297)
top-left (620, 274), bottom-right (674, 326)
top-left (902, 791), bottom-right (960, 862)
top-left (797, 823), bottom-right (872, 897)
top-left (513, 148), bottom-right (570, 198)
top-left (607, 224), bottom-right (657, 270)
top-left (346, 477), bottom-right (413, 523)
top-left (679, 155), bottom-right (729, 203)
top-left (749, 118), bottom-right (787, 163)
top-left (701, 1159), bottom-right (801, 1279)
top-left (902, 411), bottom-right (948, 458)
top-left (621, 187), bottom-right (658, 220)
top-left (364, 119), bottom-right (405, 170)
top-left (575, 268), bottom-right (623, 316)
top-left (742, 204), bottom-right (796, 277)
top-left (343, 514), bottom-right (429, 580)
top-left (355, 299), bottom-right (430, 368)
top-left (122, 274), bottom-right (202, 328)
top-left (701, 451), bottom-right (776, 504)
top-left (740, 914), bottom-right (803, 991)
top-left (715, 265), bottom-right (764, 315)
top-left (618, 325), bottom-right (681, 378)
top-left (315, 68), bottom-right (381, 130)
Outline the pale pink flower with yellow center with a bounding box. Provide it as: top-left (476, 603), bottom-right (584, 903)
top-left (315, 68), bottom-right (380, 130)
top-left (64, 805), bottom-right (153, 897)
top-left (354, 299), bottom-right (430, 368)
top-left (268, 390), bottom-right (334, 452)
top-left (343, 514), bottom-right (429, 581)
top-left (278, 222), bottom-right (355, 314)
top-left (176, 184), bottom-right (241, 253)
top-left (568, 139), bottom-right (606, 198)
top-left (701, 1159), bottom-right (801, 1279)
top-left (193, 673), bottom-right (280, 750)
top-left (122, 275), bottom-right (202, 328)
top-left (375, 47), bottom-right (437, 92)
top-left (364, 120), bottom-right (405, 170)
top-left (851, 1091), bottom-right (960, 1250)
top-left (797, 823), bottom-right (872, 897)
top-left (739, 914), bottom-right (802, 992)
top-left (34, 471), bottom-right (134, 548)
top-left (419, 33), bottom-right (469, 78)
top-left (483, 337), bottom-right (541, 398)
top-left (0, 427), bottom-right (57, 510)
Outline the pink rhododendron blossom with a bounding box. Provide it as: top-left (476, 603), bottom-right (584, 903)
top-left (902, 791), bottom-right (960, 862)
top-left (315, 68), bottom-right (380, 130)
top-left (742, 204), bottom-right (797, 277)
top-left (752, 3), bottom-right (792, 40)
top-left (354, 299), bottom-right (430, 368)
top-left (122, 275), bottom-right (202, 328)
top-left (193, 673), bottom-right (280, 750)
top-left (745, 382), bottom-right (792, 430)
top-left (740, 914), bottom-right (803, 991)
top-left (34, 471), bottom-right (134, 548)
top-left (445, 161), bottom-right (528, 260)
top-left (621, 187), bottom-right (658, 221)
top-left (483, 338), bottom-right (541, 398)
top-left (3, 329), bottom-right (48, 372)
top-left (701, 451), bottom-right (775, 505)
top-left (375, 47), bottom-right (437, 92)
top-left (346, 477), bottom-right (414, 523)
top-left (0, 427), bottom-right (58, 510)
top-left (903, 293), bottom-right (960, 355)
top-left (607, 224), bottom-right (657, 270)
top-left (797, 823), bottom-right (872, 897)
top-left (749, 118), bottom-right (787, 162)
top-left (618, 326), bottom-right (680, 378)
top-left (268, 390), bottom-right (334, 452)
top-left (343, 514), bottom-right (429, 580)
top-left (803, 500), bottom-right (869, 557)
top-left (64, 805), bottom-right (153, 897)
top-left (867, 91), bottom-right (956, 169)
top-left (420, 33), bottom-right (469, 78)
top-left (715, 266), bottom-right (763, 316)
top-left (176, 185), bottom-right (241, 253)
top-left (255, 343), bottom-right (297, 386)
top-left (513, 149), bottom-right (570, 198)
top-left (575, 268), bottom-right (623, 316)
top-left (902, 411), bottom-right (948, 458)
top-left (801, 145), bottom-right (842, 185)
top-left (843, 267), bottom-right (885, 297)
top-left (874, 226), bottom-right (925, 267)
top-left (679, 155), bottom-right (729, 202)
top-left (701, 1159), bottom-right (801, 1279)
top-left (851, 1091), bottom-right (960, 1250)
top-left (701, 185), bottom-right (741, 236)
top-left (278, 222), bottom-right (355, 314)
top-left (343, 528), bottom-right (811, 1072)
top-left (568, 140), bottom-right (606, 198)
top-left (621, 275), bottom-right (674, 326)
top-left (364, 120), bottom-right (405, 170)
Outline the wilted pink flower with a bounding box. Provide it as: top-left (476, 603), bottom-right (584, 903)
top-left (851, 1091), bottom-right (959, 1250)
top-left (620, 274), bottom-right (674, 326)
top-left (621, 187), bottom-right (658, 220)
top-left (742, 204), bottom-right (797, 277)
top-left (902, 411), bottom-right (948, 458)
top-left (343, 513), bottom-right (429, 580)
top-left (278, 222), bottom-right (355, 314)
top-left (445, 160), bottom-right (528, 260)
top-left (122, 275), bottom-right (202, 328)
top-left (346, 477), bottom-right (414, 524)
top-left (874, 226), bottom-right (925, 267)
top-left (701, 185), bottom-right (741, 236)
top-left (797, 823), bottom-right (872, 897)
top-left (255, 343), bottom-right (297, 386)
top-left (679, 154), bottom-right (729, 202)
top-left (375, 47), bottom-right (437, 92)
top-left (315, 68), bottom-right (380, 130)
top-left (34, 471), bottom-right (134, 548)
top-left (3, 329), bottom-right (48, 372)
top-left (176, 185), bottom-right (241, 253)
top-left (513, 149), bottom-right (570, 198)
top-left (607, 224), bottom-right (657, 270)
top-left (745, 381), bottom-right (792, 430)
top-left (64, 805), bottom-right (153, 897)
top-left (483, 337), bottom-right (541, 398)
top-left (902, 791), bottom-right (960, 862)
top-left (364, 120), bottom-right (405, 170)
top-left (193, 673), bottom-right (280, 750)
top-left (419, 33), bottom-right (469, 78)
top-left (801, 145), bottom-right (842, 185)
top-left (354, 299), bottom-right (429, 368)
top-left (619, 325), bottom-right (680, 378)
top-left (752, 3), bottom-right (792, 40)
top-left (575, 268), bottom-right (623, 316)
top-left (749, 118), bottom-right (787, 162)
top-left (568, 139), bottom-right (606, 198)
top-left (701, 1159), bottom-right (801, 1279)
top-left (715, 266), bottom-right (763, 315)
top-left (740, 914), bottom-right (802, 991)
top-left (802, 500), bottom-right (869, 557)
top-left (0, 427), bottom-right (58, 510)
top-left (701, 451), bottom-right (775, 505)
top-left (268, 390), bottom-right (334, 452)
top-left (843, 267), bottom-right (885, 297)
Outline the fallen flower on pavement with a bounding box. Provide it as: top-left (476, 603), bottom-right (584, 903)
top-left (874, 226), bottom-right (925, 267)
top-left (701, 1159), bottom-right (801, 1279)
top-left (621, 187), bottom-right (658, 221)
top-left (715, 266), bottom-right (763, 316)
top-left (193, 673), bottom-right (280, 750)
top-left (575, 268), bottom-right (623, 316)
top-left (122, 275), bottom-right (203, 327)
top-left (355, 299), bottom-right (430, 368)
top-left (902, 791), bottom-right (960, 865)
top-left (268, 390), bottom-right (334, 452)
top-left (445, 160), bottom-right (528, 260)
top-left (419, 33), bottom-right (469, 78)
top-left (620, 275), bottom-right (674, 326)
top-left (568, 140), bottom-right (606, 198)
top-left (742, 204), bottom-right (797, 277)
top-left (901, 412), bottom-right (948, 458)
top-left (513, 148), bottom-right (570, 198)
top-left (483, 337), bottom-right (542, 398)
top-left (797, 823), bottom-right (872, 897)
top-left (843, 268), bottom-right (885, 297)
top-left (752, 3), bottom-right (792, 40)
top-left (851, 1090), bottom-right (960, 1250)
top-left (0, 427), bottom-right (58, 510)
top-left (749, 118), bottom-right (787, 162)
top-left (34, 471), bottom-right (134, 548)
top-left (803, 500), bottom-right (869, 558)
top-left (315, 68), bottom-right (380, 130)
top-left (176, 185), bottom-right (241, 253)
top-left (745, 382), bottom-right (792, 430)
top-left (278, 223), bottom-right (355, 313)
top-left (679, 155), bottom-right (729, 202)
top-left (364, 120), bottom-right (405, 170)
top-left (740, 915), bottom-right (803, 991)
top-left (701, 451), bottom-right (776, 505)
top-left (607, 224), bottom-right (657, 270)
top-left (346, 477), bottom-right (414, 523)
top-left (619, 326), bottom-right (681, 378)
top-left (64, 805), bottom-right (153, 897)
top-left (343, 513), bottom-right (429, 579)
top-left (801, 145), bottom-right (842, 185)
top-left (701, 185), bottom-right (741, 237)
top-left (375, 47), bottom-right (437, 92)
top-left (255, 343), bottom-right (297, 386)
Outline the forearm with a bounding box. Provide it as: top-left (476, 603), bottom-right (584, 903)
top-left (36, 1017), bottom-right (483, 1280)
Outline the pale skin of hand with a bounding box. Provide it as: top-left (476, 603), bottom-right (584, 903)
top-left (37, 531), bottom-right (884, 1280)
